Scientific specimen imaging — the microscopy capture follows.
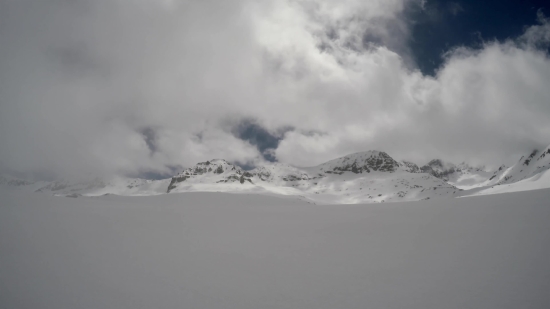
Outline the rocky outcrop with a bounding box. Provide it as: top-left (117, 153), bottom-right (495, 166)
top-left (523, 150), bottom-right (538, 166)
top-left (400, 161), bottom-right (420, 173)
top-left (421, 159), bottom-right (457, 181)
top-left (364, 152), bottom-right (400, 172)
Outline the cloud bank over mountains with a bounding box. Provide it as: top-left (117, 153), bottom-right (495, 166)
top-left (1, 0), bottom-right (550, 179)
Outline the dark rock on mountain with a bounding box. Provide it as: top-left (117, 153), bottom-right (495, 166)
top-left (420, 159), bottom-right (457, 181)
top-left (400, 161), bottom-right (420, 173)
top-left (318, 151), bottom-right (400, 175)
top-left (523, 150), bottom-right (538, 166)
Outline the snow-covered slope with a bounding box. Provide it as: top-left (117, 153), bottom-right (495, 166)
top-left (467, 168), bottom-right (550, 196)
top-left (495, 146), bottom-right (550, 185)
top-left (458, 144), bottom-right (550, 197)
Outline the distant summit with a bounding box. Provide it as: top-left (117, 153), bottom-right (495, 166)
top-left (312, 151), bottom-right (401, 174)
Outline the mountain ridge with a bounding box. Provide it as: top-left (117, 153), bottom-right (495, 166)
top-left (3, 144), bottom-right (550, 204)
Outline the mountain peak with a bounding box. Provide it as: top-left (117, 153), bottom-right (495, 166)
top-left (313, 150), bottom-right (400, 174)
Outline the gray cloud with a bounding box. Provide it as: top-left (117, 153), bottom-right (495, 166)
top-left (139, 127), bottom-right (159, 155)
top-left (0, 0), bottom-right (549, 180)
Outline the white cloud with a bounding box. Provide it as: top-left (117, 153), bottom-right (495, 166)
top-left (0, 0), bottom-right (549, 179)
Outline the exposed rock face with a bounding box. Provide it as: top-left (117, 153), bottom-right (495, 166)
top-left (421, 159), bottom-right (458, 181)
top-left (523, 150), bottom-right (538, 166)
top-left (488, 165), bottom-right (507, 181)
top-left (167, 175), bottom-right (189, 193)
top-left (400, 161), bottom-right (420, 173)
top-left (364, 152), bottom-right (400, 172)
top-left (538, 148), bottom-right (550, 160)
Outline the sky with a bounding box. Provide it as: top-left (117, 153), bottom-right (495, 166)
top-left (1, 0), bottom-right (550, 180)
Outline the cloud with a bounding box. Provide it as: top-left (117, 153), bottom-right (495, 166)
top-left (519, 10), bottom-right (550, 48)
top-left (0, 0), bottom-right (549, 179)
top-left (275, 36), bottom-right (550, 166)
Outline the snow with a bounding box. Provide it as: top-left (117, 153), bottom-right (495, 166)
top-left (1, 187), bottom-right (550, 309)
top-left (466, 168), bottom-right (550, 196)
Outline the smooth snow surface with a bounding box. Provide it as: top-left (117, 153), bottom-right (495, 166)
top-left (1, 188), bottom-right (550, 309)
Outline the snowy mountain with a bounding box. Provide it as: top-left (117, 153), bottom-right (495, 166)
top-left (166, 151), bottom-right (458, 204)
top-left (182, 147), bottom-right (550, 202)
top-left (309, 151), bottom-right (401, 174)
top-left (3, 145), bottom-right (550, 203)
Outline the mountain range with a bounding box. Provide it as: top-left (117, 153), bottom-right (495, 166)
top-left (2, 144), bottom-right (550, 204)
